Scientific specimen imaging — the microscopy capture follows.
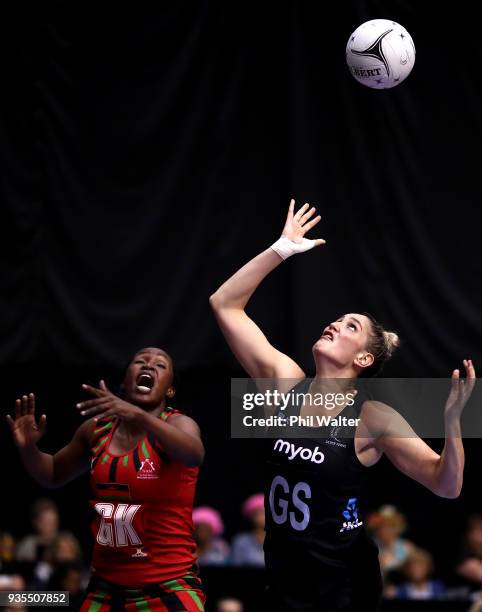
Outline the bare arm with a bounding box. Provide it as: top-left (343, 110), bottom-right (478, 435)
top-left (210, 200), bottom-right (324, 380)
top-left (372, 361), bottom-right (475, 498)
top-left (210, 248), bottom-right (303, 379)
top-left (136, 412), bottom-right (204, 468)
top-left (7, 393), bottom-right (93, 488)
top-left (377, 431), bottom-right (456, 498)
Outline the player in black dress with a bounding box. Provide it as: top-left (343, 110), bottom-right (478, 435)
top-left (210, 200), bottom-right (475, 611)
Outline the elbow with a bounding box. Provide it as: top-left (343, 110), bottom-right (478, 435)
top-left (210, 291), bottom-right (243, 315)
top-left (446, 488), bottom-right (462, 500)
top-left (434, 483), bottom-right (462, 499)
top-left (179, 440), bottom-right (205, 468)
top-left (185, 450), bottom-right (205, 469)
top-left (194, 444), bottom-right (206, 467)
top-left (209, 291), bottom-right (223, 311)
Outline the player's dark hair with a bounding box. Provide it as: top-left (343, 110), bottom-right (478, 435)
top-left (361, 312), bottom-right (400, 377)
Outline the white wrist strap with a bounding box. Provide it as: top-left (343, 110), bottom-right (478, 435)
top-left (270, 236), bottom-right (318, 260)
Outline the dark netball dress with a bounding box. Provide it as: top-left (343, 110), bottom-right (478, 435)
top-left (263, 378), bottom-right (382, 611)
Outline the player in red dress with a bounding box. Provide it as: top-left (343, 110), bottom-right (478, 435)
top-left (7, 347), bottom-right (206, 611)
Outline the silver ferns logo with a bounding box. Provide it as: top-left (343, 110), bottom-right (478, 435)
top-left (350, 29), bottom-right (393, 77)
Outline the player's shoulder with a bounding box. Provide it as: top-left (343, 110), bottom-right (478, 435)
top-left (160, 406), bottom-right (181, 420)
top-left (163, 408), bottom-right (201, 434)
top-left (76, 416), bottom-right (113, 444)
top-left (360, 399), bottom-right (399, 434)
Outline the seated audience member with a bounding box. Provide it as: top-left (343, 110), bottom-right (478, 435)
top-left (0, 531), bottom-right (16, 570)
top-left (30, 532), bottom-right (83, 589)
top-left (231, 493), bottom-right (265, 567)
top-left (0, 573), bottom-right (25, 591)
top-left (0, 529), bottom-right (24, 597)
top-left (215, 597), bottom-right (244, 612)
top-left (456, 514), bottom-right (482, 594)
top-left (15, 498), bottom-right (59, 563)
top-left (367, 505), bottom-right (416, 579)
top-left (193, 506), bottom-right (230, 566)
top-left (393, 548), bottom-right (447, 600)
top-left (48, 561), bottom-right (86, 609)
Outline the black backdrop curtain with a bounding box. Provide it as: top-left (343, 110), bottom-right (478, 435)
top-left (1, 1), bottom-right (480, 373)
top-left (0, 1), bottom-right (481, 589)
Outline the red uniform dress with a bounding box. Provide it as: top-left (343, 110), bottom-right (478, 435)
top-left (88, 408), bottom-right (199, 587)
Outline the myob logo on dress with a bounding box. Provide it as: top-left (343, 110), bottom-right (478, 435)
top-left (273, 440), bottom-right (325, 464)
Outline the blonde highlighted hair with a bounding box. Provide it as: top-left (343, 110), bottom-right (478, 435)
top-left (362, 313), bottom-right (400, 376)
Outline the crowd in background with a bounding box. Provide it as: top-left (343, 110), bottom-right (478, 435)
top-left (1, 497), bottom-right (482, 611)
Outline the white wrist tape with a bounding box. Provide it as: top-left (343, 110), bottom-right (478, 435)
top-left (270, 236), bottom-right (318, 260)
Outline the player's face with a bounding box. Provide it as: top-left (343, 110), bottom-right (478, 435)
top-left (312, 313), bottom-right (374, 372)
top-left (123, 347), bottom-right (174, 406)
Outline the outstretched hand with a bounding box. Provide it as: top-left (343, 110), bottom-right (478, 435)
top-left (76, 380), bottom-right (142, 422)
top-left (6, 394), bottom-right (47, 449)
top-left (271, 199), bottom-right (325, 260)
top-left (445, 359), bottom-right (476, 420)
top-left (281, 199), bottom-right (325, 247)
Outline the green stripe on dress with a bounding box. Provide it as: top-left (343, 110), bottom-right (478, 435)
top-left (93, 421), bottom-right (113, 435)
top-left (122, 455), bottom-right (129, 467)
top-left (87, 590), bottom-right (107, 612)
top-left (134, 597), bottom-right (152, 611)
top-left (141, 440), bottom-right (150, 459)
top-left (187, 590), bottom-right (205, 611)
top-left (165, 579), bottom-right (204, 610)
top-left (93, 435), bottom-right (109, 454)
top-left (101, 454), bottom-right (109, 464)
top-left (165, 579), bottom-right (182, 589)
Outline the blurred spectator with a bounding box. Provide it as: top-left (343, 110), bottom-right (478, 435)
top-left (15, 498), bottom-right (59, 563)
top-left (0, 531), bottom-right (16, 570)
top-left (30, 532), bottom-right (83, 589)
top-left (47, 561), bottom-right (86, 609)
top-left (367, 505), bottom-right (415, 578)
top-left (215, 597), bottom-right (244, 612)
top-left (468, 599), bottom-right (482, 612)
top-left (391, 548), bottom-right (446, 600)
top-left (0, 573), bottom-right (25, 591)
top-left (231, 493), bottom-right (265, 567)
top-left (456, 514), bottom-right (482, 593)
top-left (193, 506), bottom-right (230, 566)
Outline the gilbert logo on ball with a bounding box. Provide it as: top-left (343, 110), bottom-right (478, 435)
top-left (346, 19), bottom-right (415, 89)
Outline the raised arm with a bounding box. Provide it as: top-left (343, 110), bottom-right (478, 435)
top-left (371, 361), bottom-right (475, 498)
top-left (209, 199), bottom-right (325, 380)
top-left (7, 393), bottom-right (92, 488)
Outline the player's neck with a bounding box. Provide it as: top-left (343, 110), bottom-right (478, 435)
top-left (312, 367), bottom-right (356, 389)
